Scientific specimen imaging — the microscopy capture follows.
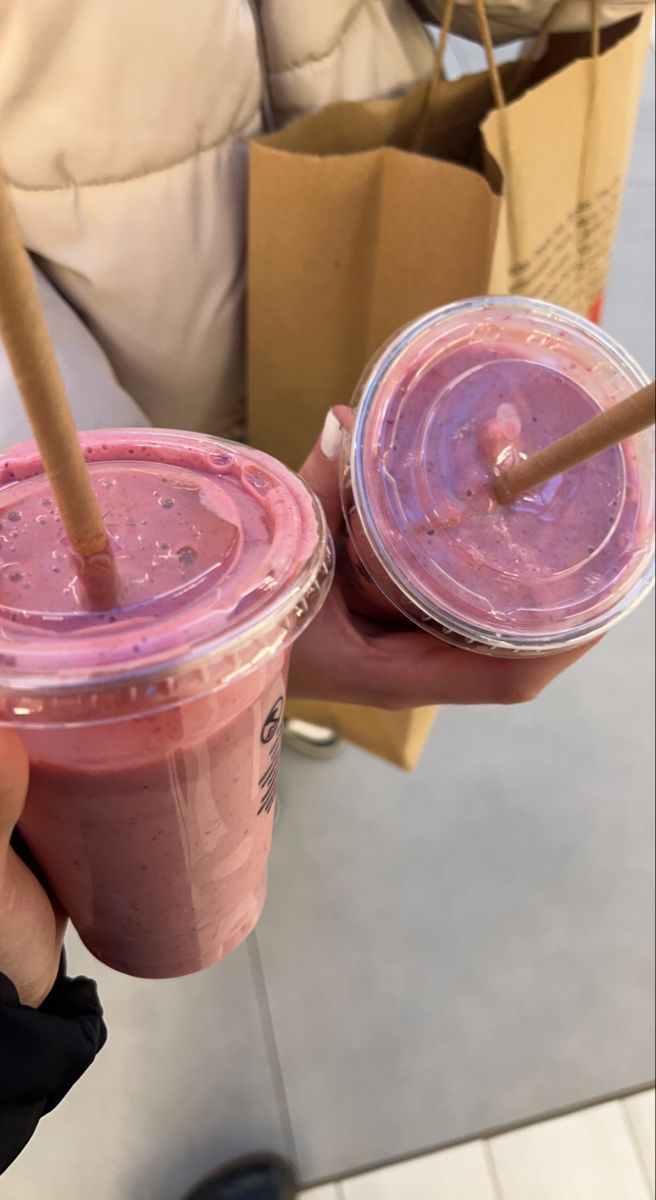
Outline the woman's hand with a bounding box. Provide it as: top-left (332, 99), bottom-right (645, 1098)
top-left (0, 730), bottom-right (65, 1007)
top-left (291, 408), bottom-right (592, 708)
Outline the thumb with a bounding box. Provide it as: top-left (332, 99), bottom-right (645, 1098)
top-left (0, 730), bottom-right (29, 845)
top-left (299, 406), bottom-right (352, 537)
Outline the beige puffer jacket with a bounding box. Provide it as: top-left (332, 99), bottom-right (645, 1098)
top-left (0, 0), bottom-right (440, 448)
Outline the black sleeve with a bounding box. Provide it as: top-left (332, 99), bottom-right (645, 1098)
top-left (0, 952), bottom-right (107, 1174)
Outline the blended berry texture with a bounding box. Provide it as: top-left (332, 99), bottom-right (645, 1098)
top-left (374, 343), bottom-right (639, 632)
top-left (0, 431), bottom-right (326, 978)
top-left (346, 302), bottom-right (653, 652)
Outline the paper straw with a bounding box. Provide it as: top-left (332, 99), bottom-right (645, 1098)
top-left (496, 380), bottom-right (655, 504)
top-left (0, 170), bottom-right (117, 607)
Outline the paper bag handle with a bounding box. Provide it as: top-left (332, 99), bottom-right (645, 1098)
top-left (415, 0), bottom-right (601, 150)
top-left (416, 0), bottom-right (456, 135)
top-left (413, 0), bottom-right (507, 149)
top-left (508, 0), bottom-right (601, 98)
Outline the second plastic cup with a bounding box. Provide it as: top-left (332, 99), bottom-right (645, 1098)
top-left (340, 297), bottom-right (655, 656)
top-left (0, 430), bottom-right (333, 978)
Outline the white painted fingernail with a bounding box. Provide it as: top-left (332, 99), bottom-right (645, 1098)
top-left (320, 410), bottom-right (343, 461)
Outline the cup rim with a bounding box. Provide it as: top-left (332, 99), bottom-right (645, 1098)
top-left (347, 296), bottom-right (655, 655)
top-left (0, 430), bottom-right (334, 710)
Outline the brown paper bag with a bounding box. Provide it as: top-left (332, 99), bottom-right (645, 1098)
top-left (247, 9), bottom-right (650, 768)
top-left (248, 74), bottom-right (505, 470)
top-left (285, 699), bottom-right (438, 771)
top-left (484, 15), bottom-right (652, 315)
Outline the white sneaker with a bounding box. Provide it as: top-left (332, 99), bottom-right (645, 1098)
top-left (283, 718), bottom-right (344, 760)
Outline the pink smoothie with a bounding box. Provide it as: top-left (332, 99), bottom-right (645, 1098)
top-left (0, 430), bottom-right (331, 977)
top-left (342, 299), bottom-right (654, 654)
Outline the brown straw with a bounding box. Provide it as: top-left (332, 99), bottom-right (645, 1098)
top-left (0, 170), bottom-right (117, 607)
top-left (496, 380), bottom-right (656, 504)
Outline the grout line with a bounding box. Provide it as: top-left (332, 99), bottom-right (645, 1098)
top-left (620, 1098), bottom-right (655, 1199)
top-left (483, 1140), bottom-right (506, 1200)
top-left (334, 1182), bottom-right (347, 1200)
top-left (301, 1083), bottom-right (656, 1192)
top-left (247, 933), bottom-right (298, 1165)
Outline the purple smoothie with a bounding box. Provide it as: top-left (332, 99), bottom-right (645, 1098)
top-left (0, 430), bottom-right (332, 977)
top-left (341, 299), bottom-right (654, 655)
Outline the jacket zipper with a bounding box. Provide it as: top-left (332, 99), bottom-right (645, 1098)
top-left (247, 0), bottom-right (275, 132)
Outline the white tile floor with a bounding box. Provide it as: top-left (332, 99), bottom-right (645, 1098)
top-left (339, 1141), bottom-right (498, 1200)
top-left (301, 1091), bottom-right (655, 1199)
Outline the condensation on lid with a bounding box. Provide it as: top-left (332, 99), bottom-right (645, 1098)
top-left (0, 430), bottom-right (333, 696)
top-left (349, 298), bottom-right (655, 649)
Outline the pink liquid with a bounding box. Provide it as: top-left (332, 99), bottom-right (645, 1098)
top-left (374, 346), bottom-right (640, 629)
top-left (0, 432), bottom-right (326, 977)
top-left (344, 303), bottom-right (654, 652)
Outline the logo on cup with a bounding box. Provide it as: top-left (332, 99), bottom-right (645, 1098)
top-left (259, 696), bottom-right (285, 817)
top-left (261, 696), bottom-right (284, 745)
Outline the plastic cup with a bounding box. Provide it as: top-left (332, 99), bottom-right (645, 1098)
top-left (0, 430), bottom-right (333, 978)
top-left (340, 297), bottom-right (654, 657)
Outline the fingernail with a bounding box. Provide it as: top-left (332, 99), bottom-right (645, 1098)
top-left (320, 410), bottom-right (343, 461)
